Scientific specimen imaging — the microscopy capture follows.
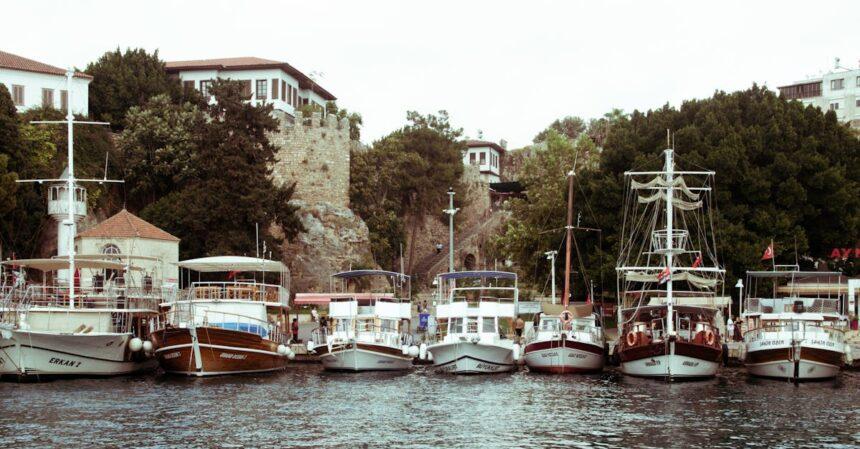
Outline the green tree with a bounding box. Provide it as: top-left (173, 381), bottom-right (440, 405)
top-left (141, 80), bottom-right (303, 259)
top-left (85, 48), bottom-right (181, 127)
top-left (350, 111), bottom-right (465, 271)
top-left (116, 94), bottom-right (205, 211)
top-left (533, 116), bottom-right (586, 143)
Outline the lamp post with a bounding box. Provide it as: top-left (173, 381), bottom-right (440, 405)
top-left (544, 250), bottom-right (558, 304)
top-left (735, 278), bottom-right (744, 319)
top-left (443, 188), bottom-right (459, 272)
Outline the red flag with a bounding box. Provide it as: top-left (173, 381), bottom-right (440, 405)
top-left (692, 255), bottom-right (702, 268)
top-left (657, 266), bottom-right (671, 285)
top-left (227, 270), bottom-right (240, 280)
top-left (761, 244), bottom-right (774, 261)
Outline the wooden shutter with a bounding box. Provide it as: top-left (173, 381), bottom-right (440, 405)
top-left (281, 80), bottom-right (286, 101)
top-left (60, 90), bottom-right (68, 111)
top-left (242, 80), bottom-right (252, 99)
top-left (271, 78), bottom-right (279, 100)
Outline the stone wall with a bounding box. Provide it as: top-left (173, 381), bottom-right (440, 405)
top-left (269, 111), bottom-right (351, 208)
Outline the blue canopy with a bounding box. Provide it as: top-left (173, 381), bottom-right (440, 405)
top-left (438, 271), bottom-right (517, 281)
top-left (333, 270), bottom-right (409, 279)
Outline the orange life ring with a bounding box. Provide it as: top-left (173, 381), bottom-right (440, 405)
top-left (626, 331), bottom-right (638, 347)
top-left (705, 330), bottom-right (715, 346)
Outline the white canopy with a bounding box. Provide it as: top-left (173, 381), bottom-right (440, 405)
top-left (176, 256), bottom-right (287, 273)
top-left (1, 258), bottom-right (139, 272)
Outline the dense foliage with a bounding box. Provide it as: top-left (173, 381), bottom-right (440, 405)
top-left (350, 111), bottom-right (465, 271)
top-left (130, 81), bottom-right (303, 259)
top-left (85, 48), bottom-right (181, 128)
top-left (498, 86), bottom-right (860, 299)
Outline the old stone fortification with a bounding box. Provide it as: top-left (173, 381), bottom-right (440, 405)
top-left (268, 111), bottom-right (376, 292)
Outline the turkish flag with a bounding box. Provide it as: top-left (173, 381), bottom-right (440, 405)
top-left (692, 255), bottom-right (702, 268)
top-left (761, 244), bottom-right (774, 261)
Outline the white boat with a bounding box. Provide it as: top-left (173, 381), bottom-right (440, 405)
top-left (615, 141), bottom-right (727, 380)
top-left (741, 269), bottom-right (847, 381)
top-left (150, 256), bottom-right (292, 377)
top-left (0, 257), bottom-right (164, 379)
top-left (523, 167), bottom-right (605, 374)
top-left (309, 270), bottom-right (415, 372)
top-left (429, 271), bottom-right (519, 374)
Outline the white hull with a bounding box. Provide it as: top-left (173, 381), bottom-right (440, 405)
top-left (744, 337), bottom-right (843, 380)
top-left (0, 329), bottom-right (154, 378)
top-left (746, 359), bottom-right (841, 380)
top-left (523, 343), bottom-right (604, 374)
top-left (621, 354), bottom-right (718, 380)
top-left (320, 346), bottom-right (413, 371)
top-left (429, 340), bottom-right (515, 374)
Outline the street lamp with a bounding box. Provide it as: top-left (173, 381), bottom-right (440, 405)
top-left (544, 250), bottom-right (558, 304)
top-left (735, 278), bottom-right (744, 319)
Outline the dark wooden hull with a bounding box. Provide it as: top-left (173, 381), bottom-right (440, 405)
top-left (151, 326), bottom-right (287, 376)
top-left (619, 339), bottom-right (722, 364)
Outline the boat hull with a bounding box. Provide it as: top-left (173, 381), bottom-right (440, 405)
top-left (0, 328), bottom-right (154, 380)
top-left (619, 340), bottom-right (721, 380)
top-left (315, 342), bottom-right (413, 371)
top-left (151, 326), bottom-right (287, 376)
top-left (745, 343), bottom-right (843, 380)
top-left (523, 338), bottom-right (604, 374)
top-left (429, 340), bottom-right (515, 374)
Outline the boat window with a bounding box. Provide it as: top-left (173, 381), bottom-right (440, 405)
top-left (482, 317), bottom-right (496, 333)
top-left (336, 319), bottom-right (352, 332)
top-left (466, 317), bottom-right (479, 333)
top-left (381, 319), bottom-right (396, 332)
top-left (449, 318), bottom-right (463, 334)
top-left (540, 319), bottom-right (560, 331)
top-left (356, 319), bottom-right (374, 332)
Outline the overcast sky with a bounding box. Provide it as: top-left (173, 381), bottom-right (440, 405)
top-left (3, 0), bottom-right (858, 148)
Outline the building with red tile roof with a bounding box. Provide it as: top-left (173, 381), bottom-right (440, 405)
top-left (0, 50), bottom-right (92, 114)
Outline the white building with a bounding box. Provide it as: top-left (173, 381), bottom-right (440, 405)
top-left (0, 50), bottom-right (91, 115)
top-left (779, 60), bottom-right (860, 129)
top-left (75, 209), bottom-right (180, 288)
top-left (165, 57), bottom-right (336, 118)
top-left (464, 140), bottom-right (506, 184)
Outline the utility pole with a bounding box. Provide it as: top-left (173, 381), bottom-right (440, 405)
top-left (544, 250), bottom-right (558, 304)
top-left (443, 188), bottom-right (459, 272)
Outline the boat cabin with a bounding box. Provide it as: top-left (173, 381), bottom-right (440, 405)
top-left (434, 271), bottom-right (518, 341)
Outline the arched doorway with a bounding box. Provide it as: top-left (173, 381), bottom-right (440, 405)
top-left (463, 253), bottom-right (476, 271)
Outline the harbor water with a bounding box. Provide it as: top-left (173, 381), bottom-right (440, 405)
top-left (0, 366), bottom-right (857, 448)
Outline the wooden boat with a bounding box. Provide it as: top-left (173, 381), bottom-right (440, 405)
top-left (151, 256), bottom-right (292, 376)
top-left (523, 167), bottom-right (604, 374)
top-left (428, 271), bottom-right (519, 374)
top-left (308, 270), bottom-right (415, 371)
top-left (740, 269), bottom-right (847, 380)
top-left (615, 140), bottom-right (726, 380)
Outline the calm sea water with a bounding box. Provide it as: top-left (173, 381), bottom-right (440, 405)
top-left (0, 365), bottom-right (857, 448)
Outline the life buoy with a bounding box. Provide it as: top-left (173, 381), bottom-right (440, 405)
top-left (705, 330), bottom-right (715, 346)
top-left (559, 310), bottom-right (573, 324)
top-left (626, 331), bottom-right (638, 347)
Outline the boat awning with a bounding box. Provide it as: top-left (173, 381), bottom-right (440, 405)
top-left (294, 292), bottom-right (394, 305)
top-left (647, 296), bottom-right (732, 307)
top-left (333, 270), bottom-right (408, 279)
top-left (176, 256), bottom-right (286, 273)
top-left (1, 258), bottom-right (139, 272)
top-left (438, 271), bottom-right (517, 281)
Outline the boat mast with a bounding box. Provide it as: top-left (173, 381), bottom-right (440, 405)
top-left (664, 131), bottom-right (675, 335)
top-left (562, 169), bottom-right (576, 308)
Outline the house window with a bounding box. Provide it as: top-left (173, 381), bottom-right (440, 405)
top-left (281, 80), bottom-right (286, 101)
top-left (829, 102), bottom-right (840, 111)
top-left (469, 152), bottom-right (476, 165)
top-left (256, 80), bottom-right (268, 100)
top-left (856, 99), bottom-right (860, 107)
top-left (241, 80), bottom-right (252, 99)
top-left (102, 244), bottom-right (121, 255)
top-left (60, 90), bottom-right (68, 111)
top-left (200, 80), bottom-right (212, 97)
top-left (479, 152), bottom-right (486, 165)
top-left (831, 78), bottom-right (844, 90)
top-left (183, 80), bottom-right (194, 92)
top-left (42, 88), bottom-right (54, 108)
top-left (857, 76), bottom-right (860, 87)
top-left (271, 78), bottom-right (279, 100)
top-left (12, 85), bottom-right (24, 105)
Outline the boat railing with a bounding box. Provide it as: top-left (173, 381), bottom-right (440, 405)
top-left (311, 324), bottom-right (412, 348)
top-left (165, 306), bottom-right (286, 344)
top-left (186, 281), bottom-right (287, 304)
top-left (525, 322), bottom-right (603, 344)
top-left (744, 321), bottom-right (845, 344)
top-left (5, 285), bottom-right (162, 311)
top-left (744, 297), bottom-right (842, 314)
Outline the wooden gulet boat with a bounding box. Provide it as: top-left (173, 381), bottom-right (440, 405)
top-left (740, 270), bottom-right (848, 381)
top-left (151, 256), bottom-right (293, 376)
top-left (523, 168), bottom-right (605, 374)
top-left (615, 140), bottom-right (726, 380)
top-left (308, 270), bottom-right (415, 372)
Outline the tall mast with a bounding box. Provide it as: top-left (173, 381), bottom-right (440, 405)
top-left (562, 169), bottom-right (576, 308)
top-left (664, 133), bottom-right (675, 335)
top-left (64, 70), bottom-right (76, 308)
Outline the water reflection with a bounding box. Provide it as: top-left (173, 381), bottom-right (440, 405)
top-left (0, 367), bottom-right (857, 448)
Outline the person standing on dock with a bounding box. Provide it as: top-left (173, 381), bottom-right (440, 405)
top-left (291, 318), bottom-right (300, 344)
top-left (311, 306), bottom-right (319, 324)
top-left (515, 316), bottom-right (525, 341)
top-left (726, 316), bottom-right (735, 341)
